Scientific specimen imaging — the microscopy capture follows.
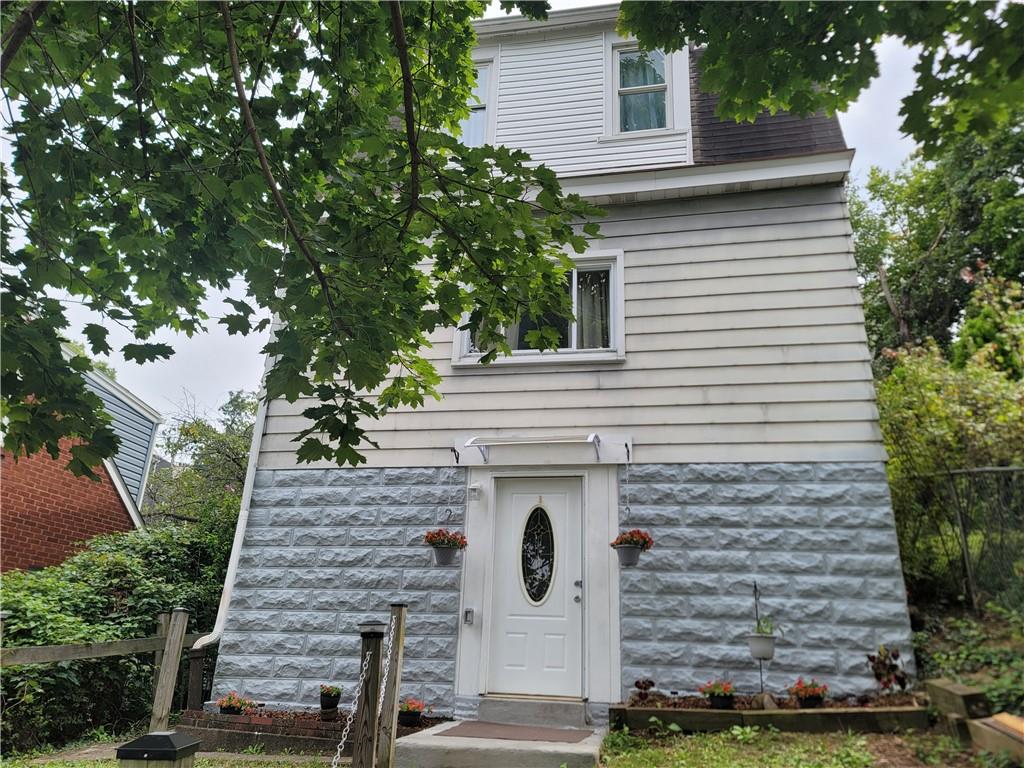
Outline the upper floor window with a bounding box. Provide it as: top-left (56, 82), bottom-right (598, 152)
top-left (459, 64), bottom-right (490, 147)
top-left (616, 49), bottom-right (667, 132)
top-left (452, 250), bottom-right (625, 367)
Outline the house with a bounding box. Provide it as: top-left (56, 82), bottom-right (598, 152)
top-left (1, 369), bottom-right (161, 571)
top-left (206, 5), bottom-right (914, 724)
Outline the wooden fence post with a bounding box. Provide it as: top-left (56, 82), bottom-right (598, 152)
top-left (186, 646), bottom-right (206, 712)
top-left (152, 612), bottom-right (170, 689)
top-left (149, 608), bottom-right (189, 732)
top-left (351, 621), bottom-right (384, 768)
top-left (374, 603), bottom-right (408, 768)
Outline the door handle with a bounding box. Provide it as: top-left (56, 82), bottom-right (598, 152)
top-left (574, 579), bottom-right (583, 588)
top-left (573, 595), bottom-right (582, 603)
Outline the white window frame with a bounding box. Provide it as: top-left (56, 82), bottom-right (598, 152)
top-left (451, 249), bottom-right (626, 367)
top-left (602, 35), bottom-right (690, 143)
top-left (462, 47), bottom-right (499, 147)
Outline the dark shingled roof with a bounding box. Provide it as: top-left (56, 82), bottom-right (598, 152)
top-left (689, 47), bottom-right (847, 166)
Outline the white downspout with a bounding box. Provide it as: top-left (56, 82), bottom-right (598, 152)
top-left (192, 387), bottom-right (270, 650)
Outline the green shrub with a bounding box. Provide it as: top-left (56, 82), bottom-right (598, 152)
top-left (0, 510), bottom-right (234, 754)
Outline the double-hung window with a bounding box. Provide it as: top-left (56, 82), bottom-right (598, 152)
top-left (459, 64), bottom-right (490, 147)
top-left (616, 49), bottom-right (667, 133)
top-left (453, 251), bottom-right (625, 366)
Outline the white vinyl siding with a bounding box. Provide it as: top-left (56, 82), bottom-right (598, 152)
top-left (258, 185), bottom-right (884, 468)
top-left (493, 33), bottom-right (689, 176)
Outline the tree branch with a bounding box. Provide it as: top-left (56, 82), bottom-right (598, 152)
top-left (125, 1), bottom-right (149, 177)
top-left (1, 0), bottom-right (48, 77)
top-left (387, 1), bottom-right (419, 240)
top-left (218, 0), bottom-right (347, 338)
top-left (878, 263), bottom-right (911, 346)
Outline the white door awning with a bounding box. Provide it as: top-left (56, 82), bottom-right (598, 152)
top-left (458, 433), bottom-right (632, 466)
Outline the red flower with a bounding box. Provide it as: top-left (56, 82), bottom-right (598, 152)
top-left (610, 529), bottom-right (654, 551)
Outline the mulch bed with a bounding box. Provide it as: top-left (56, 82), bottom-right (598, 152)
top-left (180, 709), bottom-right (449, 737)
top-left (628, 691), bottom-right (922, 710)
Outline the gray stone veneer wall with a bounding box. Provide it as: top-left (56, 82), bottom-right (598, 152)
top-left (212, 467), bottom-right (466, 712)
top-left (619, 462), bottom-right (914, 698)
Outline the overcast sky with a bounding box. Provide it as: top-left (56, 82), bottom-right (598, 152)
top-left (43, 6), bottom-right (922, 428)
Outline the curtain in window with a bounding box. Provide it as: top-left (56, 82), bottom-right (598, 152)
top-left (577, 269), bottom-right (610, 349)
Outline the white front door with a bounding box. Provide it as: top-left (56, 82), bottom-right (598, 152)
top-left (488, 477), bottom-right (583, 697)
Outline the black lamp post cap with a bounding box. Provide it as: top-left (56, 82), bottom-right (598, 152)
top-left (116, 732), bottom-right (202, 761)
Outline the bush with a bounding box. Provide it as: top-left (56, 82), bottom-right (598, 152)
top-left (0, 510), bottom-right (234, 754)
top-left (877, 310), bottom-right (1024, 606)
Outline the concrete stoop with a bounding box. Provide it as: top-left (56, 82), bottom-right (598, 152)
top-left (477, 696), bottom-right (590, 729)
top-left (394, 721), bottom-right (603, 768)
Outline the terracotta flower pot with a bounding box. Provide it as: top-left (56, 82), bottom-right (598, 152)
top-left (432, 546), bottom-right (459, 566)
top-left (398, 710), bottom-right (422, 727)
top-left (746, 633), bottom-right (776, 661)
top-left (708, 694), bottom-right (735, 710)
top-left (614, 544), bottom-right (643, 567)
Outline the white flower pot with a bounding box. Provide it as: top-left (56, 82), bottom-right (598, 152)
top-left (746, 633), bottom-right (776, 661)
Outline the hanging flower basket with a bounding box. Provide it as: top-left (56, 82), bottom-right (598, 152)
top-left (424, 529), bottom-right (467, 566)
top-left (746, 633), bottom-right (776, 661)
top-left (746, 615), bottom-right (779, 660)
top-left (610, 529), bottom-right (654, 567)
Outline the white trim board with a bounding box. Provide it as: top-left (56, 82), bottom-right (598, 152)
top-left (554, 150), bottom-right (855, 204)
top-left (103, 458), bottom-right (145, 530)
top-left (455, 464), bottom-right (621, 706)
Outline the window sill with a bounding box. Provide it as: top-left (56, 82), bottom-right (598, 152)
top-left (451, 350), bottom-right (626, 369)
top-left (596, 129), bottom-right (688, 144)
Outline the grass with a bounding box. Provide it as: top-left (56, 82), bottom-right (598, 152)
top-left (602, 727), bottom-right (876, 768)
top-left (600, 724), bottom-right (1015, 768)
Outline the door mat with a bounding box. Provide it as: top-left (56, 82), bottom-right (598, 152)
top-left (437, 721), bottom-right (593, 743)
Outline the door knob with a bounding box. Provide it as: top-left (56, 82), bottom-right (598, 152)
top-left (573, 595), bottom-right (582, 603)
top-left (574, 579), bottom-right (583, 588)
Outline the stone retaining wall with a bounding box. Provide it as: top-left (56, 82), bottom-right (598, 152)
top-left (618, 462), bottom-right (913, 697)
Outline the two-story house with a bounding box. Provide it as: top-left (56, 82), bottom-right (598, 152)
top-left (206, 5), bottom-right (914, 725)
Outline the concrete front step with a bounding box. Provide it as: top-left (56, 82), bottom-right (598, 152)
top-left (394, 721), bottom-right (603, 768)
top-left (477, 695), bottom-right (589, 728)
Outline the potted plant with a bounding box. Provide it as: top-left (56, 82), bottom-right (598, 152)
top-left (788, 677), bottom-right (829, 708)
top-left (397, 697), bottom-right (427, 727)
top-left (320, 683), bottom-right (342, 721)
top-left (867, 644), bottom-right (908, 693)
top-left (698, 679), bottom-right (736, 710)
top-left (424, 528), bottom-right (467, 565)
top-left (745, 616), bottom-right (778, 661)
top-left (610, 529), bottom-right (654, 567)
top-left (216, 691), bottom-right (253, 715)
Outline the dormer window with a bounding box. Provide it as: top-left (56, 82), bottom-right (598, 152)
top-left (616, 49), bottom-right (667, 132)
top-left (459, 64), bottom-right (490, 147)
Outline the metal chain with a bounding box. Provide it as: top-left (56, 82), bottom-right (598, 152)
top-left (377, 613), bottom-right (398, 718)
top-left (330, 647), bottom-right (374, 768)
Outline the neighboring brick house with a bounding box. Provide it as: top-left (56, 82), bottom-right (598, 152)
top-left (1, 370), bottom-right (160, 571)
top-left (204, 5), bottom-right (914, 725)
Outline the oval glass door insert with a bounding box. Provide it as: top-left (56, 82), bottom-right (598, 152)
top-left (521, 506), bottom-right (555, 604)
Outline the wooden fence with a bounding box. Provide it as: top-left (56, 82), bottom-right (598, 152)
top-left (1, 608), bottom-right (200, 732)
